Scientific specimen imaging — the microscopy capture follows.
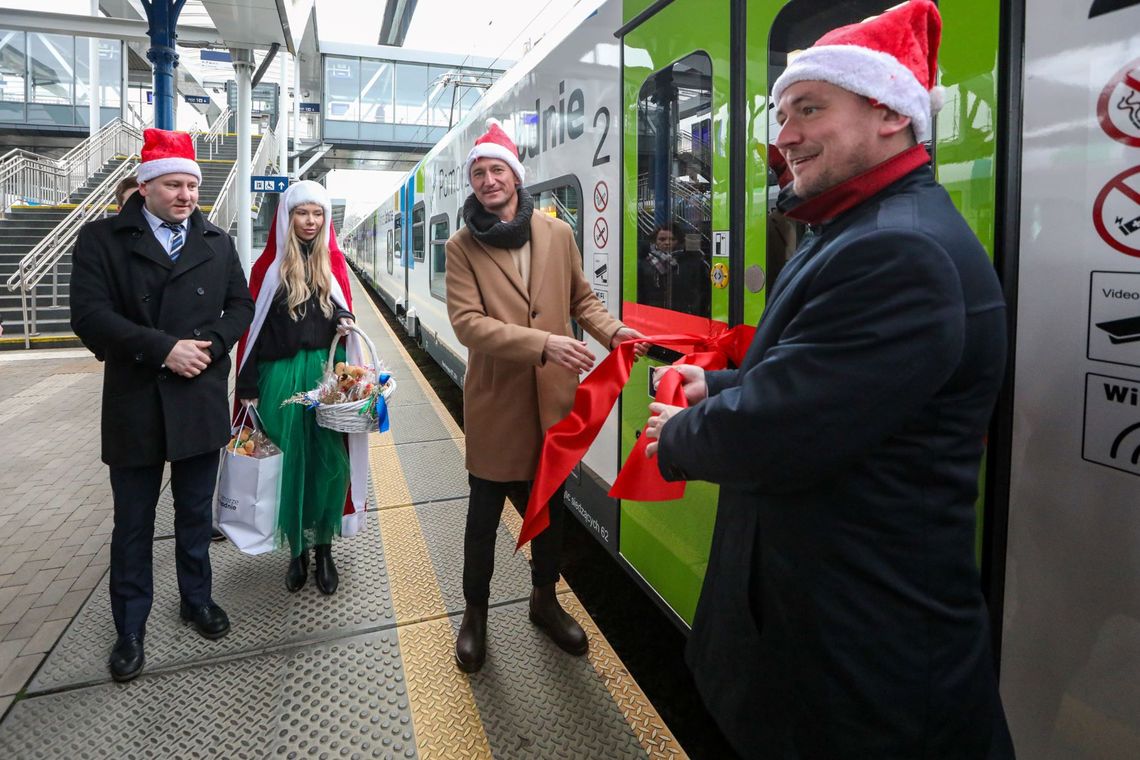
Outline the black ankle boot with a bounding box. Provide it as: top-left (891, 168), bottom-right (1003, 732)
top-left (314, 544), bottom-right (338, 595)
top-left (455, 603), bottom-right (488, 673)
top-left (529, 583), bottom-right (588, 656)
top-left (286, 550), bottom-right (309, 592)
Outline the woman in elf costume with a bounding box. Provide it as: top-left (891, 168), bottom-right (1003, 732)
top-left (235, 180), bottom-right (370, 594)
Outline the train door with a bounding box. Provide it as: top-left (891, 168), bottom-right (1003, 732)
top-left (618, 0), bottom-right (1003, 627)
top-left (618, 0), bottom-right (733, 624)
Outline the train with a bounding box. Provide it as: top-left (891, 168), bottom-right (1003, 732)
top-left (341, 2), bottom-right (1140, 757)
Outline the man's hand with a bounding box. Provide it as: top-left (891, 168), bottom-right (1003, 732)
top-left (652, 364), bottom-right (708, 404)
top-left (543, 334), bottom-right (596, 374)
top-left (164, 339), bottom-right (214, 378)
top-left (644, 401), bottom-right (683, 457)
top-left (610, 326), bottom-right (650, 357)
top-left (336, 317), bottom-right (356, 336)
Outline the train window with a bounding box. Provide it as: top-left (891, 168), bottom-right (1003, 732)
top-left (767, 1), bottom-right (918, 287)
top-left (636, 52), bottom-right (712, 319)
top-left (429, 214), bottom-right (449, 300)
top-left (386, 228), bottom-right (394, 275)
top-left (528, 176), bottom-right (585, 255)
top-left (412, 203), bottom-right (426, 262)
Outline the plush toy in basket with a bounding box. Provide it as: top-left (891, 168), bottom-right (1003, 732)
top-left (283, 325), bottom-right (396, 434)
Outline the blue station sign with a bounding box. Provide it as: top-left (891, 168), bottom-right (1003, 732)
top-left (251, 176), bottom-right (289, 193)
top-left (184, 95), bottom-right (211, 105)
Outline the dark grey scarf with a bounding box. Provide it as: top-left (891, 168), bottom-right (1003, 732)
top-left (462, 187), bottom-right (534, 249)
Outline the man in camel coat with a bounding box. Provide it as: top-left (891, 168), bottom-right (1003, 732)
top-left (445, 120), bottom-right (645, 673)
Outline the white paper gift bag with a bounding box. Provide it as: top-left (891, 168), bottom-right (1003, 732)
top-left (214, 407), bottom-right (282, 555)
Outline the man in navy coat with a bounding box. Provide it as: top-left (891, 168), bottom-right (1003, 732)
top-left (644, 2), bottom-right (1014, 757)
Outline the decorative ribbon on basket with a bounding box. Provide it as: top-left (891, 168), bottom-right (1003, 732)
top-left (516, 323), bottom-right (756, 549)
top-left (285, 325), bottom-right (396, 434)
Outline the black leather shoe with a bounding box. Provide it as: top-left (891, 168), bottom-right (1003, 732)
top-left (109, 633), bottom-right (145, 682)
top-left (529, 583), bottom-right (588, 656)
top-left (179, 601), bottom-right (230, 640)
top-left (286, 550), bottom-right (309, 592)
top-left (210, 528), bottom-right (226, 542)
top-left (314, 544), bottom-right (338, 595)
top-left (455, 603), bottom-right (488, 673)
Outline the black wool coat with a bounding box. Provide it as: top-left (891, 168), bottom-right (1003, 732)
top-left (658, 167), bottom-right (1014, 759)
top-left (70, 193), bottom-right (254, 467)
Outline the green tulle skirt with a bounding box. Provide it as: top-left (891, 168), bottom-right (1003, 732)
top-left (256, 346), bottom-right (349, 557)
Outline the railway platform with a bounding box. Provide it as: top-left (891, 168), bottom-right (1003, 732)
top-left (0, 271), bottom-right (686, 759)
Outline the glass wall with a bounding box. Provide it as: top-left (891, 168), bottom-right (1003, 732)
top-left (323, 54), bottom-right (503, 144)
top-left (0, 29), bottom-right (121, 127)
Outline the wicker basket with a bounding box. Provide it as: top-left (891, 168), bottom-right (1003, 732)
top-left (314, 325), bottom-right (395, 434)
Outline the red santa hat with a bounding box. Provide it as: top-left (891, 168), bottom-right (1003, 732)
top-left (771, 0), bottom-right (942, 142)
top-left (137, 128), bottom-right (202, 183)
top-left (465, 118), bottom-right (525, 185)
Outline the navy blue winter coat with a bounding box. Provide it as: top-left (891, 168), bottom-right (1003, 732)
top-left (658, 166), bottom-right (1013, 759)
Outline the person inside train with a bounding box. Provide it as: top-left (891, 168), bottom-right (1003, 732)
top-left (643, 2), bottom-right (1015, 757)
top-left (235, 181), bottom-right (362, 596)
top-left (445, 119), bottom-right (648, 674)
top-left (638, 222), bottom-right (679, 309)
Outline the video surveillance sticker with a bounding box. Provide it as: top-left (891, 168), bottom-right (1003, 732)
top-left (1088, 271), bottom-right (1140, 368)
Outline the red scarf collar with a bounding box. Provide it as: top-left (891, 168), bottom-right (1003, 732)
top-left (784, 144), bottom-right (931, 225)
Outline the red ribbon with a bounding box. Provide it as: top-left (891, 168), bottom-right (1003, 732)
top-left (517, 323), bottom-right (755, 549)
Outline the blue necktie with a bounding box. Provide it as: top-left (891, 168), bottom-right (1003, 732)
top-left (161, 222), bottom-right (184, 262)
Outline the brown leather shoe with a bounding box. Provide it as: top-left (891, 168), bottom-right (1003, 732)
top-left (529, 583), bottom-right (588, 656)
top-left (455, 603), bottom-right (488, 673)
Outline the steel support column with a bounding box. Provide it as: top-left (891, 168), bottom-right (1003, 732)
top-left (233, 48), bottom-right (254, 274)
top-left (292, 54), bottom-right (301, 178)
top-left (279, 54), bottom-right (289, 176)
top-left (143, 0), bottom-right (187, 130)
top-left (88, 1), bottom-right (100, 135)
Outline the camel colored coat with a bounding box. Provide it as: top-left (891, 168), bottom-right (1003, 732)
top-left (446, 211), bottom-right (622, 482)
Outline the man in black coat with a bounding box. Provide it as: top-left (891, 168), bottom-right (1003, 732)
top-left (70, 129), bottom-right (253, 682)
top-left (644, 3), bottom-right (1014, 757)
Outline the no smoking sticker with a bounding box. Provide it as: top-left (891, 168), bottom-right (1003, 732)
top-left (1097, 58), bottom-right (1140, 146)
top-left (1093, 165), bottom-right (1140, 257)
top-left (593, 181), bottom-right (609, 212)
top-left (593, 218), bottom-right (609, 249)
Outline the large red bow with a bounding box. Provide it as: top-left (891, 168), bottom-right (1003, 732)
top-left (517, 324), bottom-right (755, 549)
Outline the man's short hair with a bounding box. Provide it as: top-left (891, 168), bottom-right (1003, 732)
top-left (115, 175), bottom-right (139, 207)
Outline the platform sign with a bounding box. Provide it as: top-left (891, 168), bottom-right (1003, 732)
top-left (184, 95), bottom-right (211, 105)
top-left (251, 176), bottom-right (288, 193)
top-left (300, 102), bottom-right (321, 114)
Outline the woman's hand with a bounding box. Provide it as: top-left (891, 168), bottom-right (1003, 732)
top-left (337, 317), bottom-right (356, 336)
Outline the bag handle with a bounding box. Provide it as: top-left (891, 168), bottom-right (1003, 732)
top-left (227, 403), bottom-right (269, 458)
top-left (325, 324), bottom-right (380, 373)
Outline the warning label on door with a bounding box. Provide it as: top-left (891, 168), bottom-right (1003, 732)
top-left (592, 253), bottom-right (608, 286)
top-left (1088, 271), bottom-right (1140, 367)
top-left (1092, 165), bottom-right (1140, 257)
top-left (1083, 372), bottom-right (1140, 477)
top-left (1097, 58), bottom-right (1140, 147)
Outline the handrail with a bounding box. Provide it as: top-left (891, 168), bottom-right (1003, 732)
top-left (6, 155), bottom-right (140, 347)
top-left (200, 106), bottom-right (232, 160)
top-left (209, 128), bottom-right (275, 234)
top-left (0, 119), bottom-right (142, 216)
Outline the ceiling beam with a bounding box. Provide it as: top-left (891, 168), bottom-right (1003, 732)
top-left (0, 8), bottom-right (223, 47)
top-left (378, 0), bottom-right (418, 47)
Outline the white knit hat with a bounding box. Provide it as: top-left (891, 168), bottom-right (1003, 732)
top-left (465, 119), bottom-right (525, 185)
top-left (771, 0), bottom-right (943, 142)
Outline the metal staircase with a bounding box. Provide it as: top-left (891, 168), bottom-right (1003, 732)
top-left (1, 114), bottom-right (261, 349)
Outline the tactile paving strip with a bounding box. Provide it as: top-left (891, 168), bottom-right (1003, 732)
top-left (1, 630), bottom-right (418, 760)
top-left (413, 498), bottom-right (533, 614)
top-left (398, 617), bottom-right (492, 758)
top-left (376, 506), bottom-right (447, 626)
top-left (451, 601), bottom-right (648, 759)
top-left (30, 518), bottom-right (396, 693)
